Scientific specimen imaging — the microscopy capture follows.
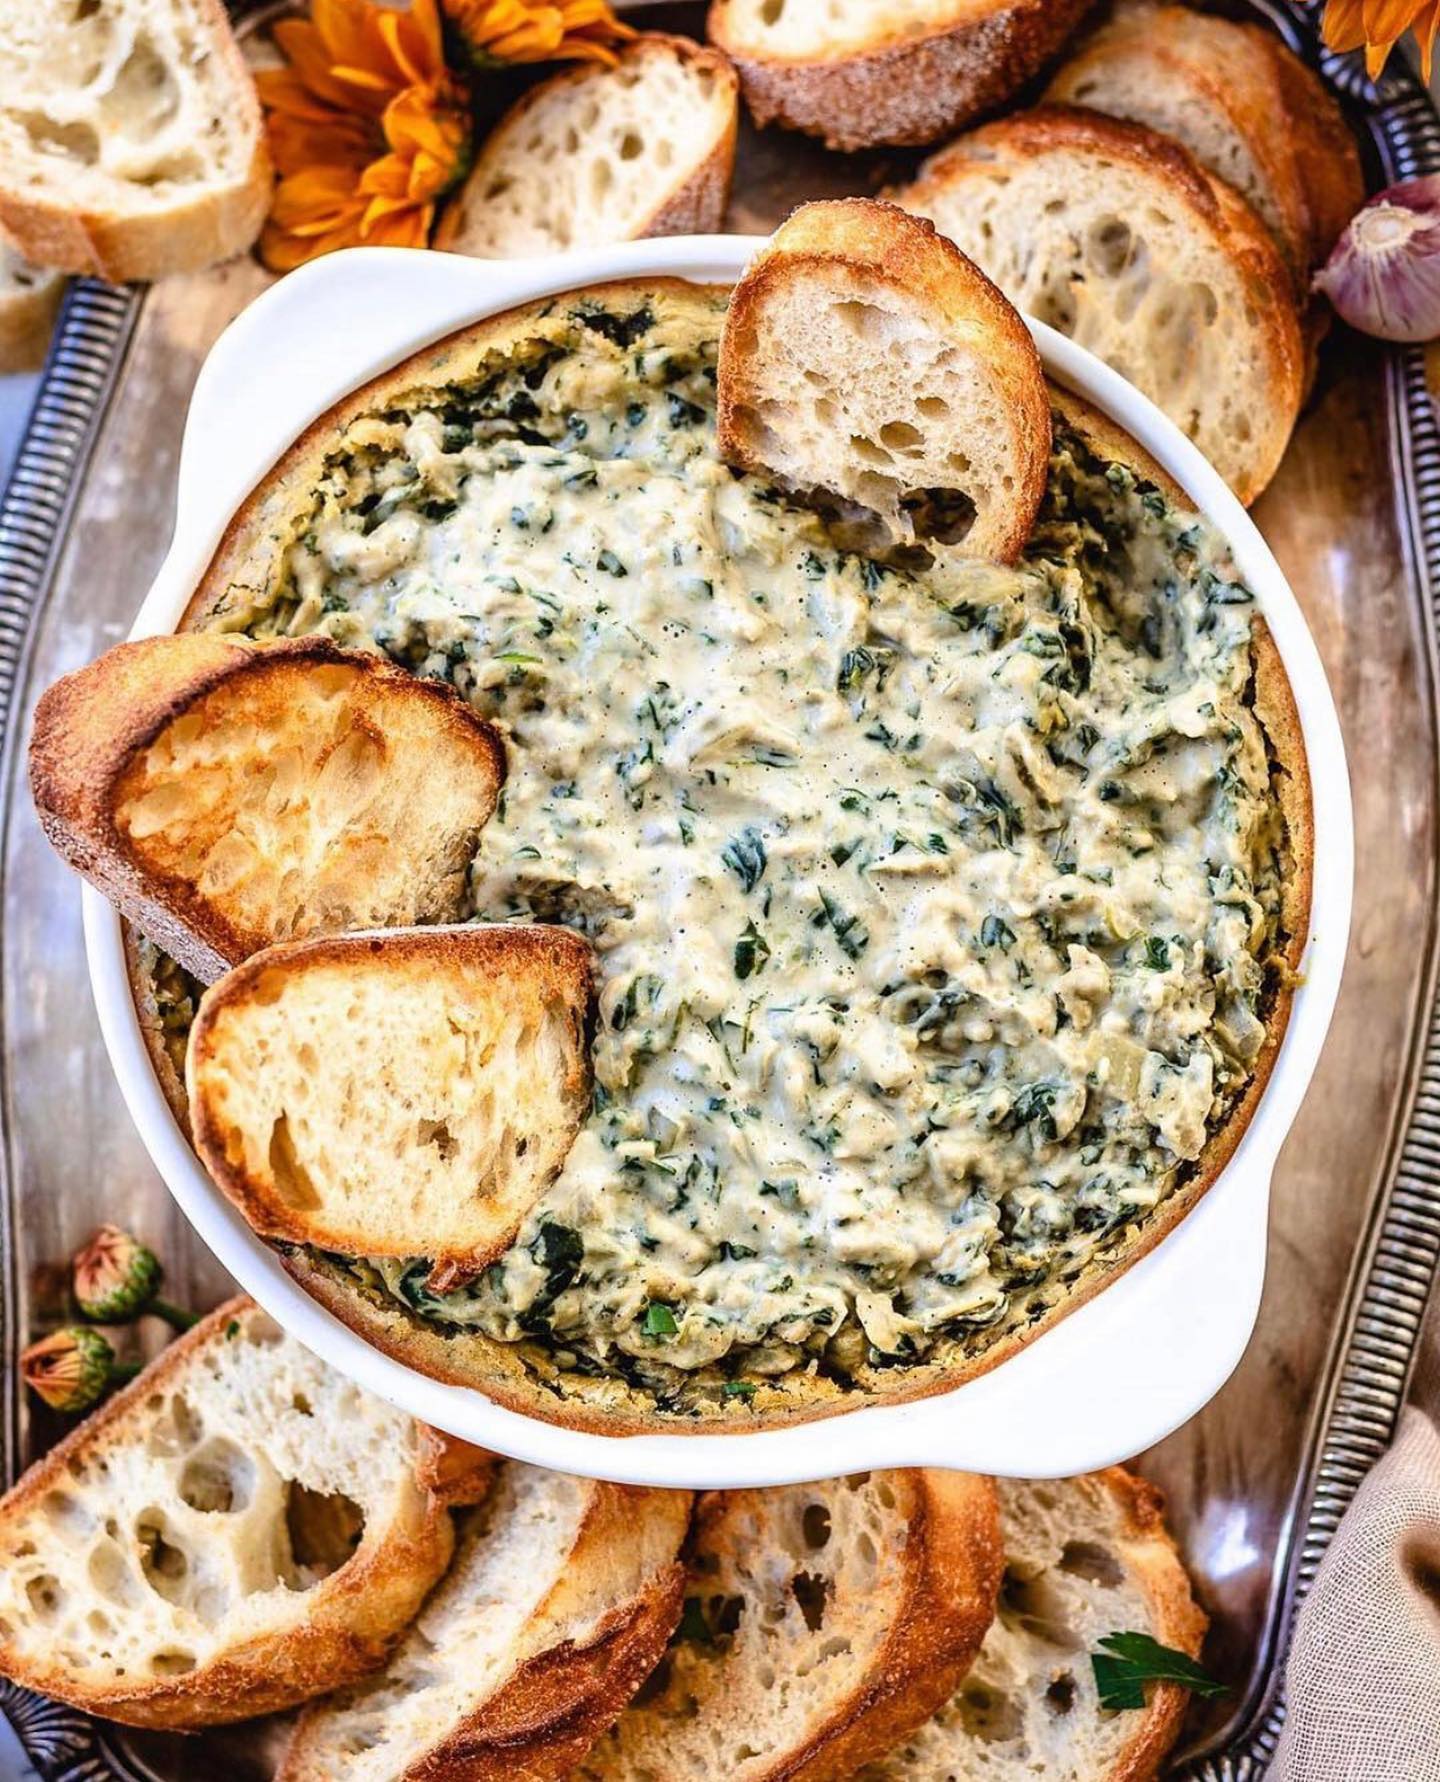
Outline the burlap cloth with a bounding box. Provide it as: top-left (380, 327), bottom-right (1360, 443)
top-left (1271, 1316), bottom-right (1440, 1780)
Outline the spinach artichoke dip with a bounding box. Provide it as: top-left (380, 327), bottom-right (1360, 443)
top-left (172, 282), bottom-right (1303, 1419)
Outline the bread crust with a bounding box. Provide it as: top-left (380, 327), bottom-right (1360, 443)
top-left (281, 1480), bottom-right (693, 1782)
top-left (894, 105), bottom-right (1306, 506)
top-left (781, 1471), bottom-right (1004, 1781)
top-left (414, 1428), bottom-right (497, 1507)
top-left (186, 924), bottom-right (595, 1270)
top-left (0, 0), bottom-right (270, 283)
top-left (716, 198), bottom-right (1051, 564)
top-left (29, 633), bottom-right (507, 983)
top-left (1093, 1467), bottom-right (1210, 1782)
top-left (0, 145), bottom-right (271, 283)
top-left (707, 0), bottom-right (1098, 151)
top-left (436, 36), bottom-right (738, 255)
top-left (408, 1487), bottom-right (689, 1782)
top-left (0, 1297), bottom-right (454, 1728)
top-left (1254, 27), bottom-right (1365, 270)
top-left (129, 284), bottom-right (1312, 1436)
top-left (1046, 7), bottom-right (1364, 294)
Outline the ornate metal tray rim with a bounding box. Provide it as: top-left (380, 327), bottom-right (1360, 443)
top-left (1, 6), bottom-right (1438, 1777)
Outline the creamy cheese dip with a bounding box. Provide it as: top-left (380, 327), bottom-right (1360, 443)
top-left (210, 286), bottom-right (1286, 1395)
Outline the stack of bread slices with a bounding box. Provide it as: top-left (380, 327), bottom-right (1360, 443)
top-left (690, 0), bottom-right (1365, 507)
top-left (0, 1296), bottom-right (1209, 1781)
top-left (1, 0), bottom-right (1365, 512)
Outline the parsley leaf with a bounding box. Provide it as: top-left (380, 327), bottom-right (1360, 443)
top-left (643, 1301), bottom-right (678, 1337)
top-left (1092, 1632), bottom-right (1225, 1712)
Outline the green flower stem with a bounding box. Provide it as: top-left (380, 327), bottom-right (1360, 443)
top-left (149, 1298), bottom-right (199, 1332)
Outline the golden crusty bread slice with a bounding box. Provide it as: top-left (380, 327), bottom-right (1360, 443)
top-left (859, 1469), bottom-right (1207, 1782)
top-left (578, 1470), bottom-right (1003, 1782)
top-left (186, 925), bottom-right (593, 1288)
top-left (1261, 36), bottom-right (1367, 281)
top-left (28, 634), bottom-right (505, 985)
top-left (0, 1298), bottom-right (454, 1729)
top-left (1046, 3), bottom-right (1365, 291)
top-left (890, 107), bottom-right (1305, 506)
top-left (718, 199), bottom-right (1051, 563)
top-left (437, 35), bottom-right (738, 257)
top-left (280, 1465), bottom-right (692, 1782)
top-left (707, 0), bottom-right (1098, 152)
top-left (0, 0), bottom-right (270, 282)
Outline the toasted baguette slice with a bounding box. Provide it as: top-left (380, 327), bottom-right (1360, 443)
top-left (579, 1470), bottom-right (1002, 1782)
top-left (1046, 3), bottom-right (1364, 288)
top-left (0, 1298), bottom-right (453, 1729)
top-left (718, 199), bottom-right (1050, 563)
top-left (186, 925), bottom-right (594, 1285)
top-left (281, 1465), bottom-right (692, 1782)
top-left (860, 1469), bottom-right (1207, 1782)
top-left (891, 106), bottom-right (1304, 505)
top-left (0, 241), bottom-right (62, 371)
top-left (437, 36), bottom-right (738, 258)
top-left (707, 0), bottom-right (1098, 152)
top-left (0, 0), bottom-right (270, 281)
top-left (29, 634), bottom-right (506, 984)
top-left (1261, 37), bottom-right (1367, 279)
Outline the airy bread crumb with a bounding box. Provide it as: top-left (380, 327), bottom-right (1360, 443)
top-left (718, 199), bottom-right (1051, 563)
top-left (0, 1299), bottom-right (452, 1728)
top-left (0, 0), bottom-right (269, 280)
top-left (891, 106), bottom-right (1305, 505)
top-left (438, 35), bottom-right (738, 257)
top-left (186, 925), bottom-right (594, 1284)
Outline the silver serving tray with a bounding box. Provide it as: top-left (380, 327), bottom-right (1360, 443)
top-left (1, 5), bottom-right (1437, 1776)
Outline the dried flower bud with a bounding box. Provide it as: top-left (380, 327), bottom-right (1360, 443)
top-left (22, 1326), bottom-right (122, 1413)
top-left (71, 1225), bottom-right (197, 1330)
top-left (73, 1224), bottom-right (163, 1321)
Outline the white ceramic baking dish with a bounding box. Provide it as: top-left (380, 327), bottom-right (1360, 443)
top-left (83, 238), bottom-right (1352, 1486)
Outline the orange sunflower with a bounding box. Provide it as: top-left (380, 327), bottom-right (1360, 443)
top-left (446, 0), bottom-right (635, 67)
top-left (257, 0), bottom-right (472, 271)
top-left (1321, 0), bottom-right (1440, 79)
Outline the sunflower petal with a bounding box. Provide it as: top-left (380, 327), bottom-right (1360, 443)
top-left (1322, 0), bottom-right (1370, 49)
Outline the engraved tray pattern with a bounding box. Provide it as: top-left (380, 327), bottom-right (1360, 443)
top-left (0, 6), bottom-right (1436, 1775)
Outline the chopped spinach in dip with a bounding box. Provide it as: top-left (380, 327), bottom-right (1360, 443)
top-left (203, 286), bottom-right (1289, 1396)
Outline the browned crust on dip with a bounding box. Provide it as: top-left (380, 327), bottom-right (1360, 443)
top-left (126, 288), bottom-right (1313, 1436)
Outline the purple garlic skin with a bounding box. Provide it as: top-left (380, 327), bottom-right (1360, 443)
top-left (1315, 175), bottom-right (1440, 344)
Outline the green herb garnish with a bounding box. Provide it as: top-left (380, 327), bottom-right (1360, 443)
top-left (643, 1301), bottom-right (678, 1337)
top-left (816, 890), bottom-right (868, 961)
top-left (980, 913), bottom-right (1016, 951)
top-left (734, 921), bottom-right (771, 981)
top-left (722, 828), bottom-right (767, 893)
top-left (1092, 1633), bottom-right (1225, 1712)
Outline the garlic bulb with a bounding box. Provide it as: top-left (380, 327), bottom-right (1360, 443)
top-left (1314, 176), bottom-right (1440, 344)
